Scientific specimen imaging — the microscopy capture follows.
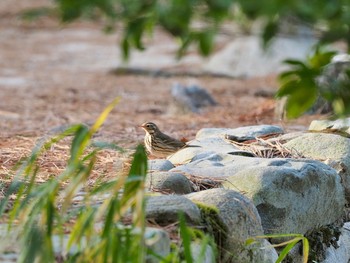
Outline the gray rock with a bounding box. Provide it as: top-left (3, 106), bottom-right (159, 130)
top-left (284, 132), bottom-right (350, 202)
top-left (145, 227), bottom-right (171, 263)
top-left (170, 153), bottom-right (237, 179)
top-left (0, 254), bottom-right (17, 263)
top-left (167, 137), bottom-right (240, 165)
top-left (171, 153), bottom-right (256, 179)
top-left (309, 118), bottom-right (350, 135)
top-left (173, 153), bottom-right (345, 235)
top-left (190, 242), bottom-right (216, 263)
top-left (145, 195), bottom-right (201, 225)
top-left (146, 172), bottom-right (193, 194)
top-left (204, 35), bottom-right (316, 78)
top-left (196, 125), bottom-right (284, 140)
top-left (316, 54), bottom-right (350, 114)
top-left (170, 83), bottom-right (217, 113)
top-left (148, 159), bottom-right (174, 171)
top-left (187, 189), bottom-right (275, 263)
top-left (322, 222), bottom-right (350, 263)
top-left (223, 157), bottom-right (345, 235)
top-left (168, 125), bottom-right (284, 165)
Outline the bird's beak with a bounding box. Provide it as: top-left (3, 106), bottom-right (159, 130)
top-left (139, 124), bottom-right (146, 129)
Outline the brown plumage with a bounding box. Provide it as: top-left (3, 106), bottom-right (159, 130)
top-left (140, 122), bottom-right (196, 158)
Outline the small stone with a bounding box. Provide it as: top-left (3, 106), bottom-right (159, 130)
top-left (145, 227), bottom-right (171, 263)
top-left (190, 242), bottom-right (216, 263)
top-left (169, 83), bottom-right (217, 114)
top-left (145, 195), bottom-right (201, 225)
top-left (148, 159), bottom-right (174, 171)
top-left (146, 172), bottom-right (193, 194)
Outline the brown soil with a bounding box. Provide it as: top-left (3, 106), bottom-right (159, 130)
top-left (0, 0), bottom-right (321, 182)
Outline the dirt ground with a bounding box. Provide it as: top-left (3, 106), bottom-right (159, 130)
top-left (0, 0), bottom-right (322, 182)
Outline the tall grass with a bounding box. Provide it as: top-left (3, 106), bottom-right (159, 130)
top-left (0, 98), bottom-right (216, 262)
top-left (1, 97), bottom-right (146, 262)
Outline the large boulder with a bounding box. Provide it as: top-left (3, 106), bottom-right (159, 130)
top-left (284, 132), bottom-right (350, 202)
top-left (187, 189), bottom-right (278, 263)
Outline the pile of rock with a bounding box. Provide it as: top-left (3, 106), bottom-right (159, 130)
top-left (145, 119), bottom-right (350, 262)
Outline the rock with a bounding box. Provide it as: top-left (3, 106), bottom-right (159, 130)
top-left (196, 125), bottom-right (284, 140)
top-left (170, 153), bottom-right (238, 179)
top-left (168, 125), bottom-right (284, 165)
top-left (145, 227), bottom-right (171, 263)
top-left (260, 239), bottom-right (279, 263)
top-left (145, 195), bottom-right (201, 225)
top-left (190, 242), bottom-right (216, 263)
top-left (223, 157), bottom-right (345, 236)
top-left (316, 54), bottom-right (350, 115)
top-left (0, 253), bottom-right (17, 263)
top-left (309, 118), bottom-right (350, 135)
top-left (148, 159), bottom-right (174, 171)
top-left (187, 189), bottom-right (276, 263)
top-left (322, 222), bottom-right (350, 263)
top-left (284, 132), bottom-right (350, 202)
top-left (174, 153), bottom-right (345, 235)
top-left (169, 83), bottom-right (217, 113)
top-left (145, 172), bottom-right (193, 194)
top-left (167, 137), bottom-right (240, 165)
top-left (204, 35), bottom-right (316, 78)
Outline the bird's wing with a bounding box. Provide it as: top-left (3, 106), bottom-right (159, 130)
top-left (160, 132), bottom-right (186, 148)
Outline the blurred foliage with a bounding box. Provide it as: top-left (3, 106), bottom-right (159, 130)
top-left (24, 0), bottom-right (350, 117)
top-left (51, 0), bottom-right (350, 58)
top-left (276, 47), bottom-right (337, 118)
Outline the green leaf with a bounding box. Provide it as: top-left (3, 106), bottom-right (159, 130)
top-left (282, 59), bottom-right (308, 69)
top-left (21, 7), bottom-right (54, 21)
top-left (121, 37), bottom-right (130, 61)
top-left (90, 97), bottom-right (120, 135)
top-left (69, 124), bottom-right (90, 164)
top-left (198, 30), bottom-right (214, 56)
top-left (179, 212), bottom-right (193, 263)
top-left (121, 144), bottom-right (147, 206)
top-left (302, 237), bottom-right (309, 263)
top-left (276, 238), bottom-right (301, 263)
top-left (262, 19), bottom-right (278, 48)
top-left (67, 207), bottom-right (96, 250)
top-left (308, 49), bottom-right (336, 68)
top-left (91, 141), bottom-right (124, 152)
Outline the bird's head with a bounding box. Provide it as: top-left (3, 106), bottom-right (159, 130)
top-left (140, 122), bottom-right (159, 135)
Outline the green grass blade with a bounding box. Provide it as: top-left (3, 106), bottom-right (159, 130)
top-left (179, 212), bottom-right (193, 263)
top-left (275, 238), bottom-right (301, 263)
top-left (67, 207), bottom-right (96, 251)
top-left (302, 237), bottom-right (309, 263)
top-left (90, 97), bottom-right (120, 135)
top-left (69, 124), bottom-right (90, 164)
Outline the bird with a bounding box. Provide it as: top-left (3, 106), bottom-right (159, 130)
top-left (140, 122), bottom-right (199, 158)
